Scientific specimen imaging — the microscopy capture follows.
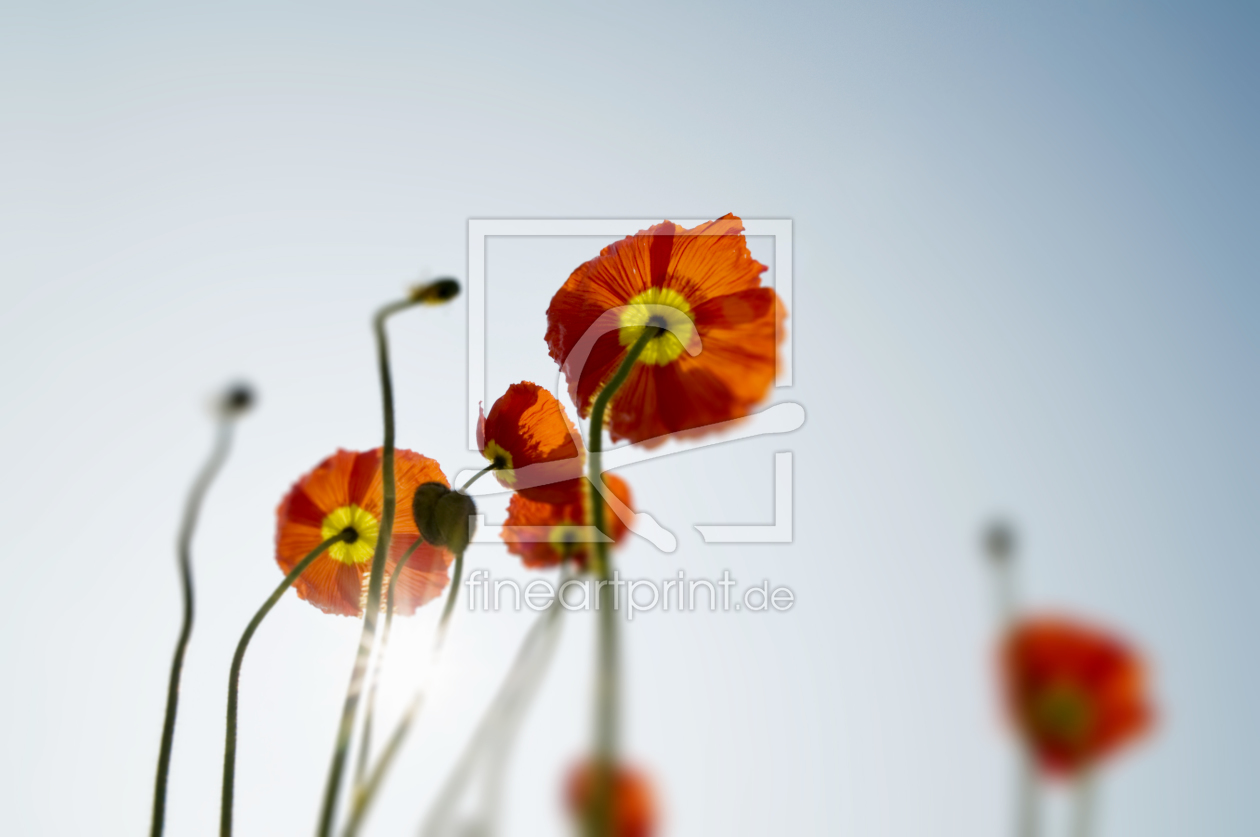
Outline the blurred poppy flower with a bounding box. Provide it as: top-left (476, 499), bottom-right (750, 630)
top-left (501, 474), bottom-right (633, 570)
top-left (1001, 616), bottom-right (1153, 775)
top-left (275, 449), bottom-right (453, 616)
top-left (565, 760), bottom-right (656, 837)
top-left (546, 214), bottom-right (785, 446)
top-left (478, 381), bottom-right (585, 503)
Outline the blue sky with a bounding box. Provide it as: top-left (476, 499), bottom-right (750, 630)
top-left (1, 2), bottom-right (1255, 834)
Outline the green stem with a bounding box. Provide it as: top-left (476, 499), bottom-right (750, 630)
top-left (585, 327), bottom-right (654, 837)
top-left (151, 417), bottom-right (235, 837)
top-left (341, 549), bottom-right (465, 837)
top-left (1071, 772), bottom-right (1094, 837)
top-left (317, 297), bottom-right (420, 837)
top-left (460, 462), bottom-right (496, 493)
top-left (1016, 752), bottom-right (1040, 837)
top-left (354, 537), bottom-right (426, 788)
top-left (436, 549), bottom-right (465, 649)
top-left (419, 579), bottom-right (567, 836)
top-left (220, 534), bottom-right (343, 837)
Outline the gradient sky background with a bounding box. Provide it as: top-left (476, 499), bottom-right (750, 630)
top-left (1, 2), bottom-right (1256, 835)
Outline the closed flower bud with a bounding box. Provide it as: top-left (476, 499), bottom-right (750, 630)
top-left (410, 277), bottom-right (461, 305)
top-left (984, 521), bottom-right (1016, 564)
top-left (218, 382), bottom-right (255, 417)
top-left (412, 482), bottom-right (451, 546)
top-left (434, 490), bottom-right (478, 555)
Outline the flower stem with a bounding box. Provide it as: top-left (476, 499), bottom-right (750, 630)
top-left (354, 537), bottom-right (426, 788)
top-left (585, 327), bottom-right (654, 837)
top-left (220, 534), bottom-right (343, 837)
top-left (460, 462), bottom-right (496, 493)
top-left (1015, 753), bottom-right (1040, 837)
top-left (1071, 772), bottom-right (1095, 837)
top-left (419, 579), bottom-right (568, 836)
top-left (151, 413), bottom-right (236, 837)
top-left (317, 297), bottom-right (423, 837)
top-left (341, 548), bottom-right (466, 837)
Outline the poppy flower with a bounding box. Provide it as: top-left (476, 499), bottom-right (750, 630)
top-left (275, 449), bottom-right (454, 616)
top-left (1001, 616), bottom-right (1153, 775)
top-left (478, 381), bottom-right (585, 503)
top-left (500, 474), bottom-right (633, 570)
top-left (545, 214), bottom-right (785, 446)
top-left (565, 760), bottom-right (656, 837)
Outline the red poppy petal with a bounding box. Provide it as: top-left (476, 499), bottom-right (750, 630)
top-left (386, 541), bottom-right (453, 615)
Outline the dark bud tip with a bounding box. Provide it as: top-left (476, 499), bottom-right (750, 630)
top-left (434, 491), bottom-right (478, 555)
top-left (983, 520), bottom-right (1016, 563)
top-left (219, 382), bottom-right (255, 417)
top-left (412, 482), bottom-right (452, 546)
top-left (410, 277), bottom-right (461, 305)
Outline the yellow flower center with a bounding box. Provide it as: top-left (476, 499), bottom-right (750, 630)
top-left (1029, 682), bottom-right (1094, 747)
top-left (483, 440), bottom-right (516, 484)
top-left (320, 504), bottom-right (380, 565)
top-left (549, 523), bottom-right (582, 556)
top-left (618, 287), bottom-right (695, 366)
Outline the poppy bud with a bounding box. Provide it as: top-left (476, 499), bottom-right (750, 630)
top-left (410, 277), bottom-right (461, 305)
top-left (412, 482), bottom-right (451, 546)
top-left (433, 490), bottom-right (478, 555)
top-left (218, 382), bottom-right (255, 417)
top-left (984, 520), bottom-right (1015, 564)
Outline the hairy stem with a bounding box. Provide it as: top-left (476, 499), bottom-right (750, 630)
top-left (585, 327), bottom-right (653, 837)
top-left (460, 462), bottom-right (496, 493)
top-left (151, 416), bottom-right (236, 837)
top-left (317, 297), bottom-right (419, 837)
top-left (341, 549), bottom-right (465, 836)
top-left (220, 534), bottom-right (342, 837)
top-left (355, 537), bottom-right (426, 787)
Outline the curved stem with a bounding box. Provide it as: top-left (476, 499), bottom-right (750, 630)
top-left (151, 416), bottom-right (235, 837)
top-left (220, 534), bottom-right (342, 837)
top-left (355, 537), bottom-right (425, 787)
top-left (317, 297), bottom-right (420, 837)
top-left (341, 549), bottom-right (465, 837)
top-left (435, 550), bottom-right (465, 650)
top-left (460, 463), bottom-right (496, 493)
top-left (585, 328), bottom-right (654, 837)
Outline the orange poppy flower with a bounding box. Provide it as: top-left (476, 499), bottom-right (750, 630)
top-left (275, 449), bottom-right (453, 617)
top-left (478, 381), bottom-right (585, 503)
top-left (1001, 616), bottom-right (1153, 775)
top-left (500, 474), bottom-right (633, 570)
top-left (546, 214), bottom-right (785, 446)
top-left (565, 760), bottom-right (656, 837)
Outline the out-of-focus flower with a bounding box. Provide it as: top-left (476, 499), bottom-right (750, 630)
top-left (275, 449), bottom-right (453, 616)
top-left (1001, 616), bottom-right (1153, 775)
top-left (501, 475), bottom-right (633, 570)
top-left (565, 760), bottom-right (656, 837)
top-left (478, 381), bottom-right (585, 503)
top-left (546, 214), bottom-right (785, 446)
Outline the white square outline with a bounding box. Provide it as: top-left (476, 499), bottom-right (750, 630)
top-left (465, 218), bottom-right (793, 450)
